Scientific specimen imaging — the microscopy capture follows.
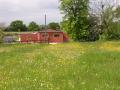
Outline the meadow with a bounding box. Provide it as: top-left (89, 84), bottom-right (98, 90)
top-left (0, 41), bottom-right (120, 90)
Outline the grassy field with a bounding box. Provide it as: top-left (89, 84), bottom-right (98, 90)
top-left (0, 41), bottom-right (120, 90)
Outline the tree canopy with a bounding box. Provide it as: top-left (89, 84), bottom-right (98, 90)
top-left (48, 22), bottom-right (60, 30)
top-left (60, 0), bottom-right (89, 41)
top-left (8, 20), bottom-right (27, 32)
top-left (28, 21), bottom-right (39, 31)
top-left (89, 0), bottom-right (120, 40)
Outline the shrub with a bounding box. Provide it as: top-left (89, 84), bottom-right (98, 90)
top-left (0, 29), bottom-right (4, 43)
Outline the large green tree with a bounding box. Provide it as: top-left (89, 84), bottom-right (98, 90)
top-left (28, 21), bottom-right (39, 31)
top-left (8, 20), bottom-right (27, 32)
top-left (48, 22), bottom-right (60, 30)
top-left (60, 0), bottom-right (89, 41)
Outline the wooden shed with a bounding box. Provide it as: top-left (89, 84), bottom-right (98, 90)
top-left (19, 29), bottom-right (69, 43)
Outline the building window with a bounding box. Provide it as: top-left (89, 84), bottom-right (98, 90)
top-left (42, 33), bottom-right (48, 37)
top-left (54, 34), bottom-right (60, 37)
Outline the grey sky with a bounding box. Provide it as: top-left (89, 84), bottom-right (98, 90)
top-left (0, 0), bottom-right (120, 26)
top-left (0, 0), bottom-right (62, 25)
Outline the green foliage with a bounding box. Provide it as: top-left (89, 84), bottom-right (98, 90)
top-left (60, 0), bottom-right (89, 41)
top-left (88, 15), bottom-right (100, 41)
top-left (115, 6), bottom-right (120, 18)
top-left (39, 25), bottom-right (47, 30)
top-left (0, 29), bottom-right (4, 43)
top-left (101, 6), bottom-right (120, 40)
top-left (104, 22), bottom-right (120, 40)
top-left (48, 22), bottom-right (60, 30)
top-left (60, 20), bottom-right (71, 33)
top-left (28, 21), bottom-right (39, 31)
top-left (8, 20), bottom-right (27, 32)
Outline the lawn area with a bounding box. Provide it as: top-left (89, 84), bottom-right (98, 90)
top-left (0, 41), bottom-right (120, 90)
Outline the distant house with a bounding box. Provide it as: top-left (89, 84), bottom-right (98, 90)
top-left (19, 29), bottom-right (69, 43)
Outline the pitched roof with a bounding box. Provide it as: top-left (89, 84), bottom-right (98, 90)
top-left (39, 29), bottom-right (62, 33)
top-left (18, 29), bottom-right (63, 35)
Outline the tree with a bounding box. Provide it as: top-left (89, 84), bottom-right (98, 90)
top-left (60, 0), bottom-right (89, 41)
top-left (8, 20), bottom-right (27, 32)
top-left (99, 6), bottom-right (120, 40)
top-left (88, 15), bottom-right (100, 41)
top-left (115, 6), bottom-right (120, 20)
top-left (48, 22), bottom-right (60, 30)
top-left (105, 6), bottom-right (120, 40)
top-left (28, 21), bottom-right (39, 31)
top-left (60, 20), bottom-right (70, 33)
top-left (89, 0), bottom-right (120, 40)
top-left (39, 25), bottom-right (47, 30)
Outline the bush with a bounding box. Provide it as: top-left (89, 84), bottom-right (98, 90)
top-left (103, 22), bottom-right (120, 40)
top-left (0, 29), bottom-right (4, 43)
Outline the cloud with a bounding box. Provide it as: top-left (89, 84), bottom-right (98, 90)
top-left (0, 0), bottom-right (62, 25)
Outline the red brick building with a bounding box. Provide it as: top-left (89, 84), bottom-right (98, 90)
top-left (19, 29), bottom-right (69, 43)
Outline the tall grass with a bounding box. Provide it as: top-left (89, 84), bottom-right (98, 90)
top-left (0, 41), bottom-right (120, 90)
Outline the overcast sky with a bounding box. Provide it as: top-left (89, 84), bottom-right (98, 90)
top-left (0, 0), bottom-right (120, 26)
top-left (0, 0), bottom-right (62, 25)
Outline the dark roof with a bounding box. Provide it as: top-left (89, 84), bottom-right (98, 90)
top-left (39, 29), bottom-right (62, 33)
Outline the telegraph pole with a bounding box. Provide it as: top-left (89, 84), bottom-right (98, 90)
top-left (45, 14), bottom-right (48, 43)
top-left (45, 14), bottom-right (47, 30)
